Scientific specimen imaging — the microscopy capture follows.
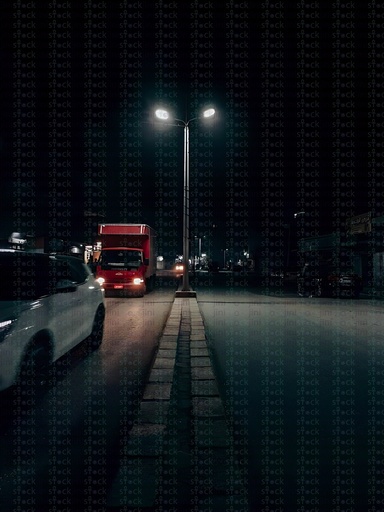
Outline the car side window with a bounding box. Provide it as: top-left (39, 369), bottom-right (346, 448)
top-left (67, 259), bottom-right (89, 284)
top-left (48, 260), bottom-right (75, 293)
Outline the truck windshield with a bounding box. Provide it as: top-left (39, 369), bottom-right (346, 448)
top-left (99, 250), bottom-right (142, 270)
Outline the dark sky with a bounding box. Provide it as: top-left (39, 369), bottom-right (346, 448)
top-left (0, 2), bottom-right (379, 264)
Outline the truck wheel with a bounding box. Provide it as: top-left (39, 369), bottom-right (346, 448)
top-left (89, 306), bottom-right (105, 349)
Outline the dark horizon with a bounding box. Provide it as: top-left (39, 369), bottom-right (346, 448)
top-left (0, 3), bottom-right (378, 267)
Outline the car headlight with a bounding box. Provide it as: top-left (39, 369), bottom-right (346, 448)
top-left (0, 319), bottom-right (16, 343)
top-left (96, 277), bottom-right (105, 285)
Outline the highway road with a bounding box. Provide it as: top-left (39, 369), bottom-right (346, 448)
top-left (1, 272), bottom-right (384, 511)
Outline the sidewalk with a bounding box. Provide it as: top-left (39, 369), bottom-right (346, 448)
top-left (107, 296), bottom-right (248, 511)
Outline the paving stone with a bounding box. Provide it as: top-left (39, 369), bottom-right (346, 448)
top-left (191, 357), bottom-right (212, 368)
top-left (192, 397), bottom-right (226, 417)
top-left (159, 341), bottom-right (178, 349)
top-left (190, 340), bottom-right (206, 346)
top-left (152, 357), bottom-right (176, 368)
top-left (143, 382), bottom-right (172, 400)
top-left (137, 400), bottom-right (170, 424)
top-left (191, 367), bottom-right (216, 380)
top-left (125, 422), bottom-right (166, 450)
top-left (160, 334), bottom-right (179, 342)
top-left (191, 379), bottom-right (219, 396)
top-left (148, 368), bottom-right (174, 382)
top-left (190, 329), bottom-right (206, 335)
top-left (156, 348), bottom-right (177, 358)
top-left (191, 348), bottom-right (210, 357)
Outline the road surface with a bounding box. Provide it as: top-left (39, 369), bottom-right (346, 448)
top-left (194, 273), bottom-right (384, 511)
top-left (0, 279), bottom-right (177, 511)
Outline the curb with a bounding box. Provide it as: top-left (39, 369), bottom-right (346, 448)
top-left (107, 296), bottom-right (247, 511)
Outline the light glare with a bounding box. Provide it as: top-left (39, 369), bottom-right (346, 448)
top-left (203, 108), bottom-right (215, 118)
top-left (155, 109), bottom-right (169, 120)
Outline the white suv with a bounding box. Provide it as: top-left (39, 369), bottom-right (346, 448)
top-left (0, 250), bottom-right (105, 391)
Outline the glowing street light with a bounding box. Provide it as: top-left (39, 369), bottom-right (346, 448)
top-left (154, 109), bottom-right (170, 120)
top-left (154, 106), bottom-right (216, 295)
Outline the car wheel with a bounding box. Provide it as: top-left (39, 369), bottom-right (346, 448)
top-left (89, 306), bottom-right (105, 350)
top-left (16, 338), bottom-right (51, 389)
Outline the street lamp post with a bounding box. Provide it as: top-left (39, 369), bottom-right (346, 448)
top-left (223, 248), bottom-right (228, 269)
top-left (195, 236), bottom-right (205, 263)
top-left (155, 107), bottom-right (215, 295)
top-left (287, 211), bottom-right (306, 267)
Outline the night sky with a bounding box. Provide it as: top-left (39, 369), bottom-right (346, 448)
top-left (0, 2), bottom-right (380, 265)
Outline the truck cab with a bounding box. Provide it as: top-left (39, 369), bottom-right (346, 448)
top-left (96, 248), bottom-right (146, 296)
top-left (95, 224), bottom-right (156, 297)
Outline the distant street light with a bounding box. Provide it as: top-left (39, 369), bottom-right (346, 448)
top-left (223, 248), bottom-right (228, 269)
top-left (194, 235), bottom-right (206, 262)
top-left (286, 211), bottom-right (306, 266)
top-left (154, 106), bottom-right (215, 294)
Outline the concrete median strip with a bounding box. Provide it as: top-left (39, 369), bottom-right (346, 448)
top-left (107, 297), bottom-right (247, 510)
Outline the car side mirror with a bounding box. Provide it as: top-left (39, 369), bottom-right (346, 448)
top-left (56, 279), bottom-right (78, 293)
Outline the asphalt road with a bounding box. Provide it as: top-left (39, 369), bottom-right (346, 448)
top-left (194, 273), bottom-right (384, 511)
top-left (0, 278), bottom-right (177, 511)
top-left (2, 272), bottom-right (383, 511)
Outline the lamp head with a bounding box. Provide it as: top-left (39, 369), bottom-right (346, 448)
top-left (155, 109), bottom-right (170, 120)
top-left (203, 108), bottom-right (215, 118)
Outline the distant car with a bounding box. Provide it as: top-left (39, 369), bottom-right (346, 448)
top-left (0, 250), bottom-right (105, 391)
top-left (173, 263), bottom-right (184, 278)
top-left (298, 263), bottom-right (362, 298)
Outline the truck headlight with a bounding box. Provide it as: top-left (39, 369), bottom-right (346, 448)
top-left (133, 278), bottom-right (144, 285)
top-left (96, 277), bottom-right (105, 285)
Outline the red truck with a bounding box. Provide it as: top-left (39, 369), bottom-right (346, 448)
top-left (95, 224), bottom-right (157, 297)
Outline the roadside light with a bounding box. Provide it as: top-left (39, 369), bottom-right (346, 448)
top-left (155, 109), bottom-right (169, 120)
top-left (203, 108), bottom-right (215, 118)
top-left (154, 104), bottom-right (217, 295)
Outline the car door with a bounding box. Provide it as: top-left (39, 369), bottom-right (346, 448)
top-left (48, 258), bottom-right (84, 360)
top-left (65, 257), bottom-right (96, 341)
